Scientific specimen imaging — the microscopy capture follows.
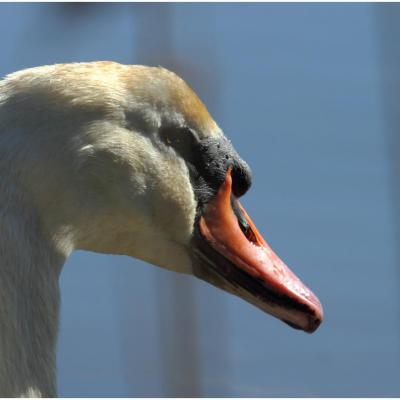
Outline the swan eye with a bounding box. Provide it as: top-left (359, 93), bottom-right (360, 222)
top-left (159, 126), bottom-right (198, 159)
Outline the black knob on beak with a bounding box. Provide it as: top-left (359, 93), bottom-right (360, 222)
top-left (231, 160), bottom-right (252, 198)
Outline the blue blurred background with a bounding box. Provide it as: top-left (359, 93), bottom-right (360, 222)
top-left (1, 3), bottom-right (399, 396)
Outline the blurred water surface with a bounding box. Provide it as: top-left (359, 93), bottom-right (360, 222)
top-left (0, 3), bottom-right (399, 396)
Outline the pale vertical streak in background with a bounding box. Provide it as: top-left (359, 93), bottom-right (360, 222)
top-left (376, 5), bottom-right (400, 319)
top-left (132, 4), bottom-right (203, 396)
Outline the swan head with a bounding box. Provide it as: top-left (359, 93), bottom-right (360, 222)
top-left (3, 62), bottom-right (323, 333)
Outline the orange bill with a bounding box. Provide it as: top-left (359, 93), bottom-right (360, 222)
top-left (196, 169), bottom-right (323, 333)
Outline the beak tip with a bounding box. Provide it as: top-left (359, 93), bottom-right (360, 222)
top-left (306, 303), bottom-right (324, 333)
top-left (282, 301), bottom-right (323, 333)
top-left (307, 315), bottom-right (323, 333)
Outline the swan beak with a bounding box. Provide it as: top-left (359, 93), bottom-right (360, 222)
top-left (192, 169), bottom-right (323, 333)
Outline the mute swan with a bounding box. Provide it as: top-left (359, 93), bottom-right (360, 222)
top-left (0, 61), bottom-right (323, 397)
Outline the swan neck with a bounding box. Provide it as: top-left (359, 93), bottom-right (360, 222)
top-left (0, 188), bottom-right (66, 397)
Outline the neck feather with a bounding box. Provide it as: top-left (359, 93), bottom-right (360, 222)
top-left (0, 182), bottom-right (66, 397)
